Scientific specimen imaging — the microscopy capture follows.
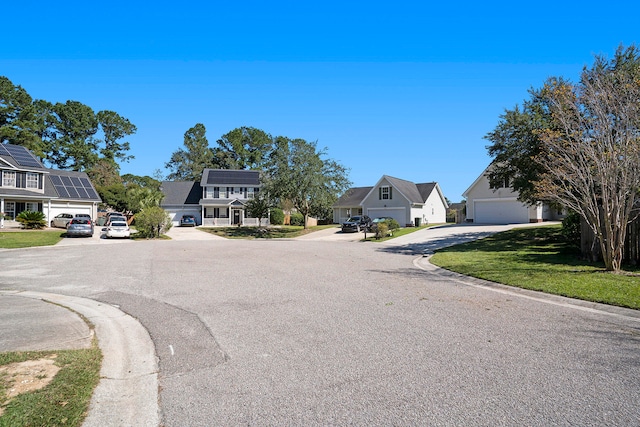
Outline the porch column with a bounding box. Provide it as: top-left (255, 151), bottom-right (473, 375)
top-left (0, 198), bottom-right (4, 228)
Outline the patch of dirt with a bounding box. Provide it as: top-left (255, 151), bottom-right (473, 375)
top-left (0, 355), bottom-right (60, 416)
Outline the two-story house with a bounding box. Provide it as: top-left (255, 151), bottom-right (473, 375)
top-left (0, 143), bottom-right (101, 226)
top-left (161, 169), bottom-right (267, 227)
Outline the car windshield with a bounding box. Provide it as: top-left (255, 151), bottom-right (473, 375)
top-left (71, 219), bottom-right (91, 224)
top-left (110, 222), bottom-right (127, 227)
top-left (347, 217), bottom-right (361, 222)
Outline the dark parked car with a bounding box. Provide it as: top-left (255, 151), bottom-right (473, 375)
top-left (180, 215), bottom-right (197, 227)
top-left (341, 215), bottom-right (372, 233)
top-left (65, 218), bottom-right (94, 237)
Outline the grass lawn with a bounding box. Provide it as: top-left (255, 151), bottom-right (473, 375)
top-left (0, 231), bottom-right (64, 249)
top-left (0, 341), bottom-right (102, 427)
top-left (430, 224), bottom-right (640, 310)
top-left (364, 223), bottom-right (448, 242)
top-left (200, 224), bottom-right (338, 239)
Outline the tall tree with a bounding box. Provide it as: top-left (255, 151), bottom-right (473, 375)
top-left (165, 123), bottom-right (214, 180)
top-left (213, 126), bottom-right (273, 170)
top-left (484, 87), bottom-right (559, 205)
top-left (97, 110), bottom-right (136, 163)
top-left (268, 137), bottom-right (351, 229)
top-left (536, 46), bottom-right (640, 272)
top-left (0, 76), bottom-right (48, 157)
top-left (50, 100), bottom-right (99, 171)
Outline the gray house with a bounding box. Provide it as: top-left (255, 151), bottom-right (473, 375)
top-left (0, 143), bottom-right (101, 226)
top-left (161, 169), bottom-right (267, 227)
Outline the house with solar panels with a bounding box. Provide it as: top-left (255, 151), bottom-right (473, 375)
top-left (160, 169), bottom-right (267, 227)
top-left (0, 143), bottom-right (101, 226)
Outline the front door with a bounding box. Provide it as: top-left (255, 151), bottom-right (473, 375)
top-left (233, 209), bottom-right (241, 225)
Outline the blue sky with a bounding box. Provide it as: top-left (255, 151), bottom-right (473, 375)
top-left (2, 1), bottom-right (638, 201)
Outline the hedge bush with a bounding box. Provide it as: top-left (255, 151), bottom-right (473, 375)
top-left (270, 208), bottom-right (284, 225)
top-left (290, 212), bottom-right (304, 226)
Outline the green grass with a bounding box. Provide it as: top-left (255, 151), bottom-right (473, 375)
top-left (430, 224), bottom-right (640, 309)
top-left (200, 224), bottom-right (337, 239)
top-left (0, 231), bottom-right (64, 249)
top-left (364, 224), bottom-right (447, 242)
top-left (0, 340), bottom-right (102, 427)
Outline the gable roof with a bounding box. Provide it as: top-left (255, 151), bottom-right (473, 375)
top-left (160, 181), bottom-right (202, 205)
top-left (364, 175), bottom-right (447, 207)
top-left (462, 165), bottom-right (491, 198)
top-left (0, 143), bottom-right (45, 171)
top-left (200, 169), bottom-right (260, 186)
top-left (0, 143), bottom-right (100, 202)
top-left (334, 186), bottom-right (373, 207)
top-left (46, 169), bottom-right (101, 201)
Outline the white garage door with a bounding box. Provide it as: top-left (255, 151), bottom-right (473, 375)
top-left (366, 208), bottom-right (405, 226)
top-left (168, 208), bottom-right (202, 226)
top-left (474, 200), bottom-right (529, 224)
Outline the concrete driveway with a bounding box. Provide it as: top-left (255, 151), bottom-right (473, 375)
top-left (295, 225), bottom-right (368, 241)
top-left (0, 223), bottom-right (638, 426)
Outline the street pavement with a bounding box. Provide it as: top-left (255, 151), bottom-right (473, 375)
top-left (1, 223), bottom-right (639, 426)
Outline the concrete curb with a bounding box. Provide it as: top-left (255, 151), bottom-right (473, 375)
top-left (2, 291), bottom-right (160, 427)
top-left (414, 256), bottom-right (640, 323)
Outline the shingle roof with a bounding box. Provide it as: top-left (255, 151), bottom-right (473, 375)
top-left (200, 169), bottom-right (260, 186)
top-left (334, 186), bottom-right (373, 207)
top-left (160, 181), bottom-right (202, 205)
top-left (0, 143), bottom-right (100, 202)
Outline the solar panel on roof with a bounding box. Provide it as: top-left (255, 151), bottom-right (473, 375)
top-left (55, 185), bottom-right (69, 198)
top-left (4, 144), bottom-right (42, 168)
top-left (49, 172), bottom-right (99, 200)
top-left (76, 188), bottom-right (89, 199)
top-left (0, 144), bottom-right (10, 156)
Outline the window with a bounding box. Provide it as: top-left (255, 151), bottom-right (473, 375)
top-left (26, 202), bottom-right (38, 212)
top-left (489, 176), bottom-right (510, 190)
top-left (2, 171), bottom-right (16, 187)
top-left (4, 202), bottom-right (15, 219)
top-left (26, 173), bottom-right (39, 189)
top-left (379, 186), bottom-right (392, 200)
top-left (247, 187), bottom-right (255, 199)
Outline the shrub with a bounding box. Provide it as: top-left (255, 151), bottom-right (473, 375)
top-left (386, 218), bottom-right (400, 230)
top-left (270, 208), bottom-right (284, 225)
top-left (16, 211), bottom-right (46, 229)
top-left (375, 222), bottom-right (389, 239)
top-left (561, 211), bottom-right (581, 247)
top-left (135, 206), bottom-right (172, 238)
top-left (290, 212), bottom-right (304, 226)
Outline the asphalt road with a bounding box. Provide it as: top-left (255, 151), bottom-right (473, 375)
top-left (1, 224), bottom-right (639, 426)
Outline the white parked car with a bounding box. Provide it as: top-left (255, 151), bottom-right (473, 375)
top-left (51, 213), bottom-right (74, 228)
top-left (105, 221), bottom-right (131, 239)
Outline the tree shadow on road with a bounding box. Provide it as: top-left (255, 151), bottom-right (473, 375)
top-left (375, 230), bottom-right (498, 256)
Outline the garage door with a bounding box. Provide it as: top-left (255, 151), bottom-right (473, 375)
top-left (474, 200), bottom-right (529, 224)
top-left (366, 208), bottom-right (405, 226)
top-left (168, 209), bottom-right (202, 226)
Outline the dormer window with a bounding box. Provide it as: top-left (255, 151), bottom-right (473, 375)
top-left (2, 171), bottom-right (16, 187)
top-left (26, 172), bottom-right (39, 189)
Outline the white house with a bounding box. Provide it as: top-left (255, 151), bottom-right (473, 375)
top-left (161, 169), bottom-right (269, 227)
top-left (333, 175), bottom-right (448, 226)
top-left (463, 166), bottom-right (563, 224)
top-left (0, 143), bottom-right (101, 226)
